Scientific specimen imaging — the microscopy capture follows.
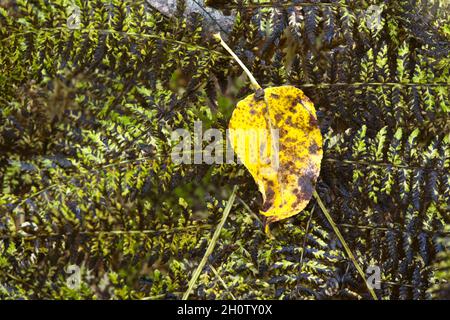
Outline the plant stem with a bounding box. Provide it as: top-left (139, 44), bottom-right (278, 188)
top-left (313, 190), bottom-right (378, 300)
top-left (214, 33), bottom-right (261, 91)
top-left (182, 185), bottom-right (238, 300)
top-left (210, 264), bottom-right (237, 300)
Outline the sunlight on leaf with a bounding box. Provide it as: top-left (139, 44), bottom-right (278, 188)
top-left (228, 85), bottom-right (323, 233)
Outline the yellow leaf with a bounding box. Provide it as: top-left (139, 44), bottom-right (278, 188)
top-left (216, 33), bottom-right (377, 299)
top-left (228, 85), bottom-right (323, 232)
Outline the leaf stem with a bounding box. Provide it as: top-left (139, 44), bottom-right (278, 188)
top-left (214, 33), bottom-right (261, 91)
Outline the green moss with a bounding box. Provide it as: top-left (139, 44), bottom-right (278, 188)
top-left (0, 0), bottom-right (449, 299)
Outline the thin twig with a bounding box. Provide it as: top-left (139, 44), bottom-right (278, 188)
top-left (0, 225), bottom-right (212, 240)
top-left (1, 26), bottom-right (223, 56)
top-left (219, 2), bottom-right (343, 9)
top-left (182, 185), bottom-right (238, 300)
top-left (324, 158), bottom-right (447, 172)
top-left (210, 264), bottom-right (237, 300)
top-left (295, 205), bottom-right (315, 296)
top-left (141, 292), bottom-right (184, 300)
top-left (297, 82), bottom-right (450, 88)
top-left (313, 190), bottom-right (378, 300)
top-left (299, 205), bottom-right (315, 266)
top-left (237, 197), bottom-right (263, 224)
top-left (2, 28), bottom-right (446, 88)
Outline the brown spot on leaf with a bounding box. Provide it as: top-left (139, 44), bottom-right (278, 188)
top-left (304, 163), bottom-right (318, 179)
top-left (289, 101), bottom-right (297, 113)
top-left (271, 93), bottom-right (280, 99)
top-left (284, 137), bottom-right (295, 143)
top-left (280, 127), bottom-right (288, 137)
top-left (297, 175), bottom-right (314, 199)
top-left (262, 185), bottom-right (275, 212)
top-left (285, 116), bottom-right (293, 126)
top-left (261, 201), bottom-right (272, 212)
top-left (281, 174), bottom-right (289, 183)
top-left (309, 141), bottom-right (319, 154)
top-left (291, 189), bottom-right (308, 209)
top-left (309, 114), bottom-right (318, 127)
top-left (282, 160), bottom-right (295, 171)
top-left (275, 114), bottom-right (282, 122)
top-left (291, 198), bottom-right (303, 209)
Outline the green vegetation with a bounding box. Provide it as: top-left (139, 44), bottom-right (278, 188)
top-left (0, 0), bottom-right (449, 299)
